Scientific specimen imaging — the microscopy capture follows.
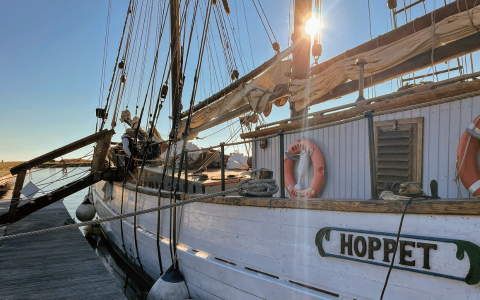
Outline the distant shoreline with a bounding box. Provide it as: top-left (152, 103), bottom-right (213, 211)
top-left (36, 161), bottom-right (92, 168)
top-left (0, 161), bottom-right (92, 177)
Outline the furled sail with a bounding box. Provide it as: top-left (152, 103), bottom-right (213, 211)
top-left (289, 8), bottom-right (480, 111)
top-left (177, 59), bottom-right (292, 136)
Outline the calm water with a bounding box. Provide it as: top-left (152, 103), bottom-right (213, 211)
top-left (4, 167), bottom-right (149, 299)
top-left (17, 167), bottom-right (91, 218)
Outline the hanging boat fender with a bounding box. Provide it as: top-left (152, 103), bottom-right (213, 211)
top-left (75, 193), bottom-right (96, 222)
top-left (147, 265), bottom-right (190, 300)
top-left (284, 138), bottom-right (326, 198)
top-left (457, 115), bottom-right (480, 197)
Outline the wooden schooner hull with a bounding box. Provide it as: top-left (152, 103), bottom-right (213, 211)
top-left (94, 91), bottom-right (480, 299)
top-left (82, 0), bottom-right (480, 298)
top-left (92, 91), bottom-right (480, 299)
top-left (93, 179), bottom-right (480, 300)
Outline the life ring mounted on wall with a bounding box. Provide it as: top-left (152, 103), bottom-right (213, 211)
top-left (284, 138), bottom-right (326, 198)
top-left (457, 115), bottom-right (480, 197)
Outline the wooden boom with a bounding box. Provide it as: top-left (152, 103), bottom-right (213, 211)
top-left (308, 30), bottom-right (480, 106)
top-left (179, 43), bottom-right (296, 119)
top-left (192, 30), bottom-right (480, 138)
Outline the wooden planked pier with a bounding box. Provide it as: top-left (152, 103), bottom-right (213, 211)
top-left (0, 199), bottom-right (127, 299)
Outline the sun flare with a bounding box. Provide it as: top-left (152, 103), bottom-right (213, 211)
top-left (305, 16), bottom-right (321, 36)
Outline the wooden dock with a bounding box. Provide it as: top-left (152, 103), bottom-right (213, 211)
top-left (0, 199), bottom-right (127, 299)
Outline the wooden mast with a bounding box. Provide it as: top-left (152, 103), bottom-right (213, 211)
top-left (170, 0), bottom-right (181, 120)
top-left (169, 0), bottom-right (181, 271)
top-left (290, 0), bottom-right (312, 118)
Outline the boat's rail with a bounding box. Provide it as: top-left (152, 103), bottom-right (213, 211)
top-left (113, 181), bottom-right (480, 216)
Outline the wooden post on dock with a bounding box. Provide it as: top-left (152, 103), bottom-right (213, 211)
top-left (91, 130), bottom-right (114, 181)
top-left (8, 170), bottom-right (26, 221)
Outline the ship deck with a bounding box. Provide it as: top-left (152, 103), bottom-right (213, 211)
top-left (143, 166), bottom-right (251, 186)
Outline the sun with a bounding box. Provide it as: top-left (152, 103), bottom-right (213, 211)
top-left (305, 16), bottom-right (321, 36)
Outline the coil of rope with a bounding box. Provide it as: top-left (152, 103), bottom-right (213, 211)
top-left (238, 179), bottom-right (278, 197)
top-left (0, 179), bottom-right (278, 242)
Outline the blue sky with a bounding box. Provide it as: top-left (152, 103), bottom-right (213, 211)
top-left (1, 0), bottom-right (477, 161)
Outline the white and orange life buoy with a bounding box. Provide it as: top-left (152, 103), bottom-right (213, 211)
top-left (284, 138), bottom-right (326, 198)
top-left (457, 115), bottom-right (480, 197)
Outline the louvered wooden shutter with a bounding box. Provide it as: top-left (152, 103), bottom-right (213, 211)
top-left (374, 118), bottom-right (423, 195)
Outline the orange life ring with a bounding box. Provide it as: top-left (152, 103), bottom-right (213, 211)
top-left (284, 138), bottom-right (326, 198)
top-left (457, 115), bottom-right (480, 196)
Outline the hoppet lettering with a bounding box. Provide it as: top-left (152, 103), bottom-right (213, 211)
top-left (315, 227), bottom-right (480, 284)
top-left (339, 233), bottom-right (437, 269)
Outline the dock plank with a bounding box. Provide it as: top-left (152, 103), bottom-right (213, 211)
top-left (0, 201), bottom-right (127, 299)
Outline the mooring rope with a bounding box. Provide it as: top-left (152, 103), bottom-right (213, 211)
top-left (0, 179), bottom-right (278, 242)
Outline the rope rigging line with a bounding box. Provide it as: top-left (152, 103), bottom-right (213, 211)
top-left (180, 0), bottom-right (192, 63)
top-left (250, 0), bottom-right (275, 44)
top-left (216, 5), bottom-right (238, 74)
top-left (195, 122), bottom-right (232, 139)
top-left (168, 0), bottom-right (215, 267)
top-left (8, 151), bottom-right (94, 203)
top-left (97, 0), bottom-right (113, 131)
top-left (0, 179), bottom-right (279, 242)
top-left (242, 0), bottom-right (255, 68)
top-left (213, 6), bottom-right (237, 76)
top-left (367, 0), bottom-right (373, 40)
top-left (233, 0), bottom-right (250, 71)
top-left (100, 0), bottom-right (134, 131)
top-left (124, 1), bottom-right (174, 270)
top-left (222, 5), bottom-right (249, 74)
top-left (182, 0), bottom-right (200, 75)
top-left (128, 0), bottom-right (169, 144)
top-left (124, 0), bottom-right (150, 110)
top-left (206, 25), bottom-right (225, 87)
top-left (110, 0), bottom-right (139, 116)
top-left (255, 0), bottom-right (278, 43)
top-left (216, 3), bottom-right (243, 74)
top-left (195, 121), bottom-right (245, 171)
top-left (144, 1), bottom-right (173, 134)
top-left (133, 0), bottom-right (156, 116)
top-left (128, 0), bottom-right (195, 269)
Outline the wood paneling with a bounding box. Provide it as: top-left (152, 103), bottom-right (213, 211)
top-left (242, 80), bottom-right (480, 139)
top-left (254, 95), bottom-right (480, 199)
top-left (98, 183), bottom-right (480, 300)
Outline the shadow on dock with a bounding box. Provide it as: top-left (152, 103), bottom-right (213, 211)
top-left (0, 201), bottom-right (127, 300)
top-left (84, 225), bottom-right (152, 300)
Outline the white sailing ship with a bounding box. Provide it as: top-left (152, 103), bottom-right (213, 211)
top-left (5, 0), bottom-right (480, 299)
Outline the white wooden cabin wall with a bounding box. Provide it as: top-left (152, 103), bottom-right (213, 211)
top-left (253, 95), bottom-right (480, 199)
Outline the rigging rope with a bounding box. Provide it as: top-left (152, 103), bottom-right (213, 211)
top-left (242, 0), bottom-right (255, 68)
top-left (97, 0), bottom-right (113, 131)
top-left (100, 0), bottom-right (134, 131)
top-left (251, 0), bottom-right (276, 45)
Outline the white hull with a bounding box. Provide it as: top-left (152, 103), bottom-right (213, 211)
top-left (93, 180), bottom-right (480, 300)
